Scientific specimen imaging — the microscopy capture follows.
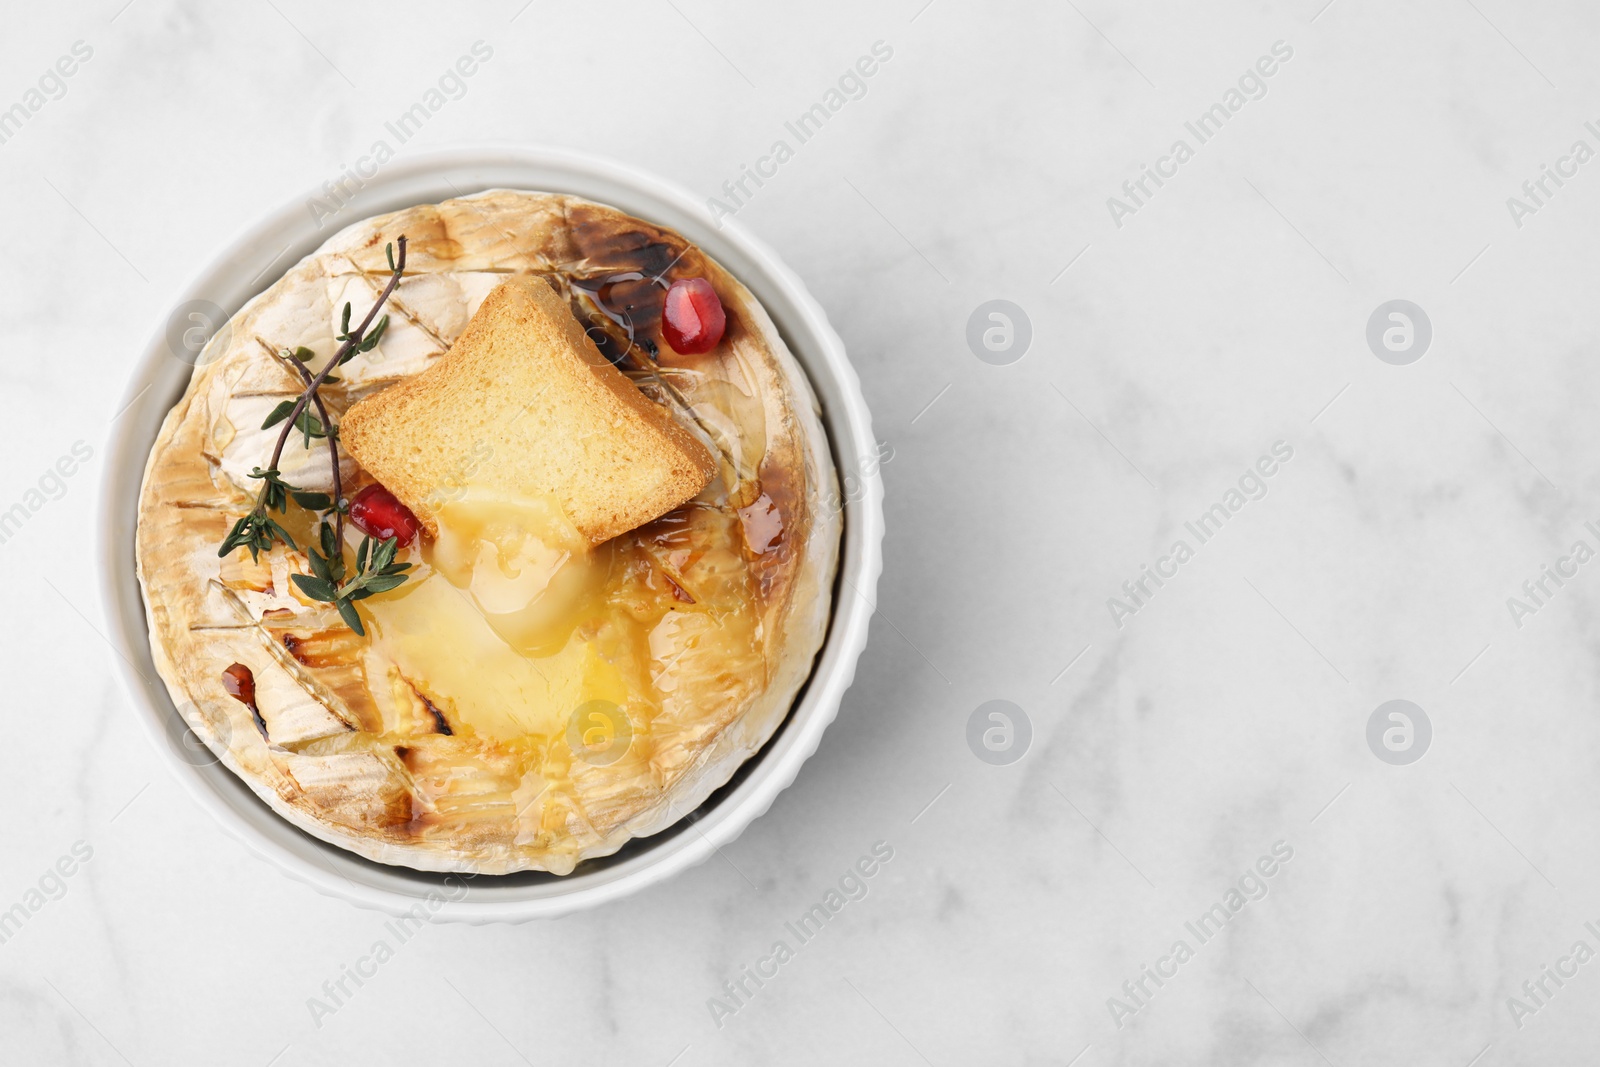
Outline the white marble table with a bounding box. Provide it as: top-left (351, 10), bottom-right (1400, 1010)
top-left (5, 1), bottom-right (1600, 1063)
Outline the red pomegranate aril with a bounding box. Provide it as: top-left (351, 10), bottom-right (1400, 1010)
top-left (348, 484), bottom-right (421, 546)
top-left (661, 277), bottom-right (726, 355)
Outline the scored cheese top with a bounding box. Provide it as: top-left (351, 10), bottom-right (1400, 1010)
top-left (135, 190), bottom-right (840, 875)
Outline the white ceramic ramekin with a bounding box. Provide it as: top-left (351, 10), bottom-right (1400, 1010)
top-left (99, 146), bottom-right (883, 922)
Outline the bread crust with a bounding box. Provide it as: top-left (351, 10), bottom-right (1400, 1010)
top-left (135, 191), bottom-right (839, 875)
top-left (340, 274), bottom-right (717, 544)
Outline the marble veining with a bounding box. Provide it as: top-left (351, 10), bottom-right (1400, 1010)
top-left (4, 0), bottom-right (1600, 1063)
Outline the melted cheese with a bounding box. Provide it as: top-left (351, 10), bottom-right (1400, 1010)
top-left (358, 486), bottom-right (765, 766)
top-left (361, 490), bottom-right (629, 743)
top-left (429, 490), bottom-right (610, 656)
top-left (364, 570), bottom-right (635, 743)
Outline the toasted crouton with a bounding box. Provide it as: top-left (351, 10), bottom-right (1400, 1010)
top-left (340, 274), bottom-right (716, 544)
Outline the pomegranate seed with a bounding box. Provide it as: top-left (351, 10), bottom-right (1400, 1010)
top-left (661, 278), bottom-right (726, 355)
top-left (349, 484), bottom-right (421, 546)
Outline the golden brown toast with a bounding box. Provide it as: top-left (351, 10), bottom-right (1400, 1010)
top-left (341, 274), bottom-right (716, 544)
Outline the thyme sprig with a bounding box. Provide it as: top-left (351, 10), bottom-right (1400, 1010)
top-left (218, 236), bottom-right (412, 631)
top-left (288, 521), bottom-right (411, 636)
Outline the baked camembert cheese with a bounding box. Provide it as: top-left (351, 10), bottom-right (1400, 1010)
top-left (136, 190), bottom-right (840, 875)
